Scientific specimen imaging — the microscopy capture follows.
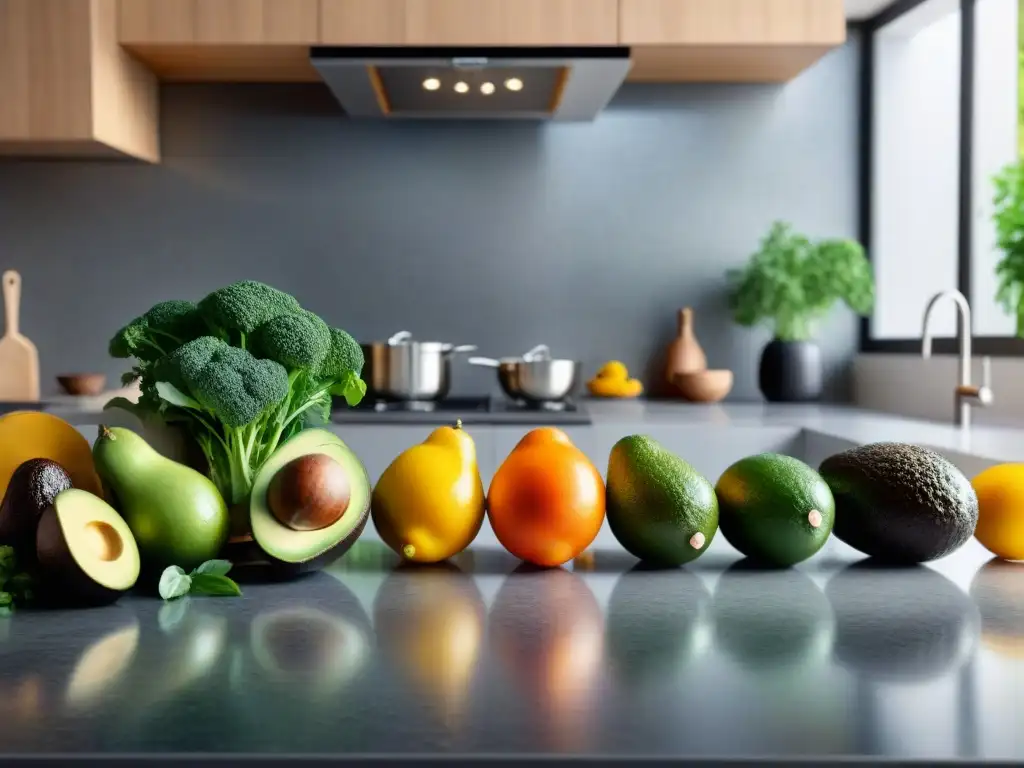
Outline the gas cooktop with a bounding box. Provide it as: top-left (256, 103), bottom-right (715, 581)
top-left (331, 395), bottom-right (591, 425)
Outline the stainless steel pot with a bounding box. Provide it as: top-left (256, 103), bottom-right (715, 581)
top-left (469, 345), bottom-right (582, 403)
top-left (361, 331), bottom-right (476, 401)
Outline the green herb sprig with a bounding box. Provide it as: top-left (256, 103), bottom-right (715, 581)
top-left (159, 559), bottom-right (242, 601)
top-left (727, 221), bottom-right (875, 342)
top-left (0, 546), bottom-right (36, 616)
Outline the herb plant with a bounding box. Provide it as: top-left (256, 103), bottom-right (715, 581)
top-left (727, 221), bottom-right (875, 342)
top-left (992, 160), bottom-right (1024, 336)
top-left (159, 560), bottom-right (242, 600)
top-left (107, 281), bottom-right (367, 506)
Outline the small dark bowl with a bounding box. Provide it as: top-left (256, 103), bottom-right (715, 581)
top-left (57, 373), bottom-right (107, 397)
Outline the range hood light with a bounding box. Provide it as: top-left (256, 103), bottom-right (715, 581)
top-left (480, 81), bottom-right (496, 95)
top-left (453, 80), bottom-right (470, 94)
top-left (422, 77), bottom-right (441, 91)
top-left (504, 77), bottom-right (523, 92)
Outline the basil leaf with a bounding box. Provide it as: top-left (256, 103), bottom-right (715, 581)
top-left (159, 566), bottom-right (192, 601)
top-left (189, 573), bottom-right (242, 597)
top-left (193, 559), bottom-right (232, 578)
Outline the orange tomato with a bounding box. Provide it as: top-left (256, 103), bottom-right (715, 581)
top-left (487, 427), bottom-right (605, 567)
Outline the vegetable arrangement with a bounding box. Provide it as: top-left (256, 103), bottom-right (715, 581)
top-left (106, 281), bottom-right (366, 507)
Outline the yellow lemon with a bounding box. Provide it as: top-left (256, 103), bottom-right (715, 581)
top-left (596, 361), bottom-right (629, 381)
top-left (370, 420), bottom-right (485, 563)
top-left (971, 463), bottom-right (1024, 561)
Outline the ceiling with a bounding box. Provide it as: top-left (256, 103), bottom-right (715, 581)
top-left (845, 0), bottom-right (896, 18)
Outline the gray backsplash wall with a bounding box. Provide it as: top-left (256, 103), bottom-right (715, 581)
top-left (0, 36), bottom-right (860, 400)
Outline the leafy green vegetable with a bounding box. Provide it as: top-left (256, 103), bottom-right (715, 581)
top-left (0, 546), bottom-right (34, 615)
top-left (159, 561), bottom-right (242, 601)
top-left (189, 573), bottom-right (242, 597)
top-left (727, 221), bottom-right (875, 342)
top-left (159, 566), bottom-right (192, 600)
top-left (992, 161), bottom-right (1024, 336)
top-left (106, 281), bottom-right (366, 505)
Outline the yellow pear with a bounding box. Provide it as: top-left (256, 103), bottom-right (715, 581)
top-left (371, 420), bottom-right (485, 563)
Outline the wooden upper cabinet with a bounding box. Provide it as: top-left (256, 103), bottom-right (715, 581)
top-left (119, 0), bottom-right (320, 45)
top-left (0, 0), bottom-right (159, 161)
top-left (320, 0), bottom-right (619, 46)
top-left (619, 0), bottom-right (846, 46)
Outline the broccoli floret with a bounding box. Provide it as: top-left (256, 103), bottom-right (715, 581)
top-left (109, 300), bottom-right (205, 361)
top-left (250, 310), bottom-right (331, 371)
top-left (319, 328), bottom-right (364, 379)
top-left (197, 281), bottom-right (302, 338)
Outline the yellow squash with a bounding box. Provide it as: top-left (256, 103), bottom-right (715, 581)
top-left (370, 420), bottom-right (485, 563)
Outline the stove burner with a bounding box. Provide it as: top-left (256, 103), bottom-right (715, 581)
top-left (356, 396), bottom-right (578, 413)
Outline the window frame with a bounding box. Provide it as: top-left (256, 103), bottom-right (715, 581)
top-left (857, 0), bottom-right (1024, 355)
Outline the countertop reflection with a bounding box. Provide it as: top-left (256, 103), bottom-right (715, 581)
top-left (0, 539), bottom-right (1022, 762)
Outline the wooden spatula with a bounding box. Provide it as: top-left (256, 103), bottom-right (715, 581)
top-left (0, 270), bottom-right (40, 402)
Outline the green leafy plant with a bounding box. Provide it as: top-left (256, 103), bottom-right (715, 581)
top-left (992, 160), bottom-right (1024, 336)
top-left (106, 281), bottom-right (367, 506)
top-left (727, 221), bottom-right (875, 342)
top-left (0, 546), bottom-right (34, 616)
top-left (159, 559), bottom-right (242, 600)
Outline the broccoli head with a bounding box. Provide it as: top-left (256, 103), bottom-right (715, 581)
top-left (197, 281), bottom-right (302, 336)
top-left (109, 300), bottom-right (206, 361)
top-left (250, 310), bottom-right (331, 371)
top-left (158, 336), bottom-right (289, 427)
top-left (319, 328), bottom-right (364, 379)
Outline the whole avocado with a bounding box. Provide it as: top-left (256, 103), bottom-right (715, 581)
top-left (818, 442), bottom-right (978, 564)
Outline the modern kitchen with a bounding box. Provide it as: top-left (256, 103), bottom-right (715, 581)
top-left (0, 0), bottom-right (1023, 764)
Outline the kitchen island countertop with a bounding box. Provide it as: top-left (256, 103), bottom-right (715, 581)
top-left (0, 536), bottom-right (1020, 765)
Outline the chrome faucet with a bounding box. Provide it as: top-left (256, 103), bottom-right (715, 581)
top-left (921, 289), bottom-right (993, 428)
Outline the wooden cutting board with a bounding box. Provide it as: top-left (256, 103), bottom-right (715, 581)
top-left (0, 271), bottom-right (40, 402)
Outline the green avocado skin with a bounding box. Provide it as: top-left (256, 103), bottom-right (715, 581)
top-left (606, 435), bottom-right (718, 567)
top-left (715, 453), bottom-right (835, 567)
top-left (818, 442), bottom-right (978, 564)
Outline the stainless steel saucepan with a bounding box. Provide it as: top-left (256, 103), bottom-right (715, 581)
top-left (469, 345), bottom-right (582, 403)
top-left (361, 331), bottom-right (476, 401)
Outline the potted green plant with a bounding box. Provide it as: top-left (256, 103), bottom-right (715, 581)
top-left (727, 221), bottom-right (874, 402)
top-left (992, 160), bottom-right (1024, 336)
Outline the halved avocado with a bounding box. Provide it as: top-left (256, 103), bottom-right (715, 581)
top-left (35, 489), bottom-right (141, 606)
top-left (249, 429), bottom-right (370, 575)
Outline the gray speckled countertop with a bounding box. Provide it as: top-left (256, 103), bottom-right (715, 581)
top-left (0, 538), bottom-right (1021, 763)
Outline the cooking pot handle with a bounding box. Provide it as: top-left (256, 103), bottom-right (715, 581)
top-left (467, 356), bottom-right (500, 368)
top-left (523, 344), bottom-right (551, 361)
top-left (450, 344), bottom-right (477, 354)
top-left (388, 331), bottom-right (412, 345)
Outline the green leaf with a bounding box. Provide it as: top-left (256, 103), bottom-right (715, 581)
top-left (159, 566), bottom-right (192, 600)
top-left (0, 592), bottom-right (12, 607)
top-left (155, 381), bottom-right (202, 411)
top-left (0, 546), bottom-right (15, 582)
top-left (5, 573), bottom-right (35, 604)
top-left (103, 396), bottom-right (146, 417)
top-left (189, 573), bottom-right (242, 597)
top-left (192, 559), bottom-right (232, 578)
top-left (332, 372), bottom-right (367, 407)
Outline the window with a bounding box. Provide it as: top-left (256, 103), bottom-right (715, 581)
top-left (862, 0), bottom-right (1024, 353)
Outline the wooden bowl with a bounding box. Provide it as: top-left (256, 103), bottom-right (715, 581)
top-left (672, 370), bottom-right (733, 403)
top-left (57, 373), bottom-right (107, 397)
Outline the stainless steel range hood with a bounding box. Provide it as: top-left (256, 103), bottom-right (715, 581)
top-left (310, 47), bottom-right (632, 121)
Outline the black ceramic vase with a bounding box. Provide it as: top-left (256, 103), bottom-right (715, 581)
top-left (758, 339), bottom-right (823, 403)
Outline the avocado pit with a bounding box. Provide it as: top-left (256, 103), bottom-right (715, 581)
top-left (267, 453), bottom-right (351, 532)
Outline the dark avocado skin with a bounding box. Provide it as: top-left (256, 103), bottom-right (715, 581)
top-left (716, 453), bottom-right (835, 567)
top-left (0, 459), bottom-right (74, 562)
top-left (606, 435), bottom-right (719, 567)
top-left (818, 442), bottom-right (978, 564)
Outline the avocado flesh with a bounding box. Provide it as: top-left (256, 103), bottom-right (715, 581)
top-left (818, 442), bottom-right (978, 564)
top-left (716, 453), bottom-right (835, 567)
top-left (606, 435), bottom-right (718, 566)
top-left (0, 459), bottom-right (73, 562)
top-left (250, 429), bottom-right (370, 568)
top-left (35, 489), bottom-right (141, 605)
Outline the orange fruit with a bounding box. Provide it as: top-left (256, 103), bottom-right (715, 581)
top-left (486, 427), bottom-right (605, 567)
top-left (972, 463), bottom-right (1024, 561)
